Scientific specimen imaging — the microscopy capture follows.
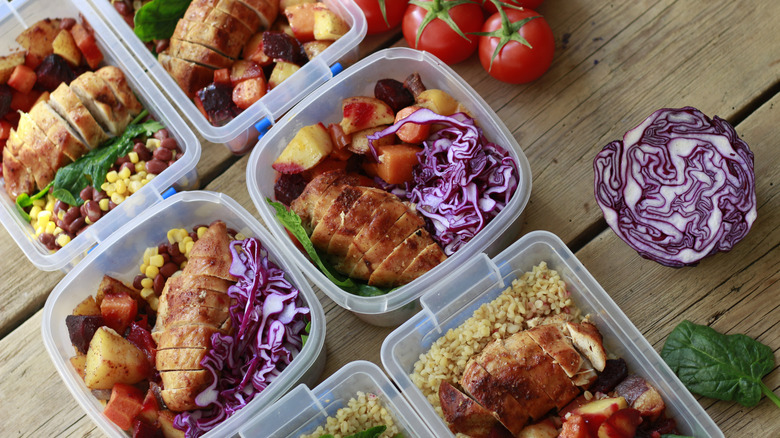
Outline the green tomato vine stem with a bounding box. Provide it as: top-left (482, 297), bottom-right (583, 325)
top-left (408, 0), bottom-right (478, 48)
top-left (470, 0), bottom-right (539, 71)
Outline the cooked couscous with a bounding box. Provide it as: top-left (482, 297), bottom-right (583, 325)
top-left (300, 391), bottom-right (402, 438)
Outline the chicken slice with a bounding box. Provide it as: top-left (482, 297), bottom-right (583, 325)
top-left (160, 369), bottom-right (213, 410)
top-left (158, 305), bottom-right (231, 332)
top-left (308, 173), bottom-right (361, 231)
top-left (153, 324), bottom-right (225, 349)
top-left (340, 200), bottom-right (406, 279)
top-left (70, 72), bottom-right (132, 136)
top-left (18, 111), bottom-right (71, 171)
top-left (290, 171), bottom-right (346, 233)
top-left (15, 115), bottom-right (62, 189)
top-left (526, 324), bottom-right (583, 378)
top-left (326, 188), bottom-right (394, 258)
top-left (157, 53), bottom-right (215, 99)
top-left (476, 339), bottom-right (556, 420)
top-left (439, 380), bottom-right (503, 438)
top-left (175, 274), bottom-right (234, 295)
top-left (169, 38), bottom-right (235, 69)
top-left (156, 348), bottom-right (209, 372)
top-left (156, 280), bottom-right (232, 326)
top-left (5, 129), bottom-right (51, 192)
top-left (184, 222), bottom-right (238, 282)
top-left (28, 101), bottom-right (88, 162)
top-left (351, 211), bottom-right (425, 278)
top-left (397, 242), bottom-right (448, 285)
top-left (238, 0), bottom-right (279, 28)
top-left (161, 387), bottom-right (206, 412)
top-left (567, 321), bottom-right (607, 372)
top-left (369, 229), bottom-right (430, 287)
top-left (2, 146), bottom-right (34, 198)
top-left (215, 0), bottom-right (263, 31)
top-left (310, 185), bottom-right (363, 252)
top-left (49, 82), bottom-right (108, 149)
top-left (184, 1), bottom-right (255, 37)
top-left (95, 66), bottom-right (143, 119)
top-left (460, 358), bottom-right (530, 436)
top-left (173, 19), bottom-right (246, 59)
top-left (502, 332), bottom-right (580, 410)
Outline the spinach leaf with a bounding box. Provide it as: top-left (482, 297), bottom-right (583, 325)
top-left (267, 199), bottom-right (395, 296)
top-left (661, 320), bottom-right (780, 409)
top-left (346, 426), bottom-right (387, 438)
top-left (52, 115), bottom-right (163, 206)
top-left (301, 320), bottom-right (311, 347)
top-left (14, 182), bottom-right (52, 221)
top-left (133, 0), bottom-right (191, 42)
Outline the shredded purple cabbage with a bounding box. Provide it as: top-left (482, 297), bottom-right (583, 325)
top-left (593, 107), bottom-right (757, 267)
top-left (368, 108), bottom-right (519, 255)
top-left (174, 238), bottom-right (310, 437)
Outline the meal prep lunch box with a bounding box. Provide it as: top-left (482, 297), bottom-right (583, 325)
top-left (0, 0), bottom-right (200, 272)
top-left (380, 230), bottom-right (724, 438)
top-left (247, 47), bottom-right (533, 326)
top-left (41, 191), bottom-right (327, 438)
top-left (90, 0), bottom-right (368, 153)
top-left (242, 360), bottom-right (432, 437)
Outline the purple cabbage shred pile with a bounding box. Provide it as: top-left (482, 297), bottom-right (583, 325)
top-left (368, 108), bottom-right (519, 255)
top-left (174, 237), bottom-right (310, 437)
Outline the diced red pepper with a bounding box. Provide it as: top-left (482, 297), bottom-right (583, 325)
top-left (126, 321), bottom-right (156, 367)
top-left (104, 383), bottom-right (145, 431)
top-left (100, 292), bottom-right (138, 335)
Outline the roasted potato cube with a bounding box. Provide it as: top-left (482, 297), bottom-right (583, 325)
top-left (272, 123), bottom-right (334, 174)
top-left (313, 9), bottom-right (349, 40)
top-left (84, 326), bottom-right (149, 389)
top-left (268, 61), bottom-right (301, 89)
top-left (15, 18), bottom-right (61, 67)
top-left (0, 52), bottom-right (25, 84)
top-left (52, 29), bottom-right (81, 67)
top-left (339, 96), bottom-right (395, 135)
top-left (416, 89), bottom-right (460, 116)
top-left (302, 40), bottom-right (333, 60)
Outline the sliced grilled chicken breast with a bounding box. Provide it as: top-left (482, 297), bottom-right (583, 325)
top-left (397, 242), bottom-right (448, 285)
top-left (96, 66), bottom-right (143, 119)
top-left (154, 221), bottom-right (235, 411)
top-left (350, 211), bottom-right (425, 279)
top-left (239, 0), bottom-right (279, 28)
top-left (439, 381), bottom-right (502, 438)
top-left (340, 200), bottom-right (407, 277)
top-left (526, 324), bottom-right (584, 378)
top-left (184, 2), bottom-right (254, 38)
top-left (69, 72), bottom-right (132, 136)
top-left (291, 171), bottom-right (349, 233)
top-left (6, 129), bottom-right (52, 191)
top-left (18, 111), bottom-right (71, 172)
top-left (326, 189), bottom-right (394, 258)
top-left (309, 185), bottom-right (363, 251)
top-left (2, 146), bottom-right (34, 198)
top-left (460, 358), bottom-right (530, 436)
top-left (158, 53), bottom-right (215, 99)
top-left (169, 38), bottom-right (235, 69)
top-left (28, 101), bottom-right (88, 162)
top-left (49, 82), bottom-right (108, 149)
top-left (173, 19), bottom-right (246, 59)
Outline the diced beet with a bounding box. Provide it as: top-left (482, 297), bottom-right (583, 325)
top-left (590, 358), bottom-right (628, 394)
top-left (0, 85), bottom-right (12, 118)
top-left (132, 418), bottom-right (164, 438)
top-left (262, 32), bottom-right (308, 66)
top-left (195, 83), bottom-right (240, 126)
top-left (35, 54), bottom-right (75, 91)
top-left (403, 72), bottom-right (426, 97)
top-left (65, 314), bottom-right (104, 354)
top-left (374, 79), bottom-right (414, 113)
top-left (274, 173), bottom-right (307, 206)
top-left (126, 321), bottom-right (156, 369)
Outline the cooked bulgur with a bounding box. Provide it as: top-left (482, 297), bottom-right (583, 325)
top-left (300, 391), bottom-right (402, 438)
top-left (410, 262), bottom-right (576, 423)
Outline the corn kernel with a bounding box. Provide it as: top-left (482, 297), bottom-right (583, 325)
top-left (32, 199), bottom-right (45, 208)
top-left (53, 226), bottom-right (63, 236)
top-left (99, 198), bottom-right (110, 211)
top-left (45, 222), bottom-right (56, 234)
top-left (57, 210), bottom-right (65, 220)
top-left (197, 226), bottom-right (207, 239)
top-left (235, 233), bottom-right (247, 241)
top-left (103, 183), bottom-right (115, 195)
top-left (35, 225), bottom-right (44, 237)
top-left (146, 138), bottom-right (161, 150)
top-left (85, 217), bottom-right (93, 225)
top-left (111, 193), bottom-right (125, 205)
top-left (128, 151), bottom-right (139, 163)
top-left (45, 198), bottom-right (55, 211)
top-left (149, 297), bottom-right (159, 311)
top-left (129, 174), bottom-right (141, 182)
top-left (141, 278), bottom-right (153, 289)
top-left (137, 171), bottom-right (147, 179)
top-left (115, 179), bottom-right (127, 195)
top-left (106, 170), bottom-right (118, 183)
top-left (140, 287), bottom-right (154, 299)
top-left (135, 162), bottom-right (146, 173)
top-left (37, 210), bottom-right (52, 222)
top-left (145, 173), bottom-right (156, 182)
top-left (185, 240), bottom-right (194, 255)
top-left (149, 254), bottom-right (165, 267)
top-left (166, 229), bottom-right (177, 244)
top-left (129, 181), bottom-right (143, 194)
top-left (56, 234), bottom-right (71, 247)
top-left (101, 182), bottom-right (110, 192)
top-left (180, 261), bottom-right (187, 269)
top-left (118, 166), bottom-right (132, 179)
top-left (145, 265), bottom-right (159, 278)
top-left (29, 206), bottom-right (42, 219)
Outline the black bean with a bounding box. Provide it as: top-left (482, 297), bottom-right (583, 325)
top-left (63, 206), bottom-right (80, 225)
top-left (79, 187), bottom-right (93, 201)
top-left (39, 233), bottom-right (56, 250)
top-left (133, 274), bottom-right (145, 290)
top-left (153, 273), bottom-right (165, 295)
top-left (133, 142), bottom-right (152, 161)
top-left (69, 217), bottom-right (86, 234)
top-left (153, 129), bottom-right (170, 140)
top-left (83, 200), bottom-right (101, 223)
top-left (160, 262), bottom-right (178, 278)
top-left (54, 200), bottom-right (67, 213)
top-left (153, 147), bottom-right (172, 162)
top-left (116, 155), bottom-right (130, 166)
top-left (157, 243), bottom-right (169, 255)
top-left (168, 243), bottom-right (181, 257)
top-left (145, 159), bottom-right (167, 175)
top-left (161, 138), bottom-right (178, 150)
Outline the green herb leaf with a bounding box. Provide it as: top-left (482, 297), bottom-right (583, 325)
top-left (301, 320), bottom-right (311, 347)
top-left (133, 0), bottom-right (191, 42)
top-left (52, 115), bottom-right (162, 207)
top-left (661, 320), bottom-right (780, 409)
top-left (14, 182), bottom-right (53, 221)
top-left (267, 199), bottom-right (395, 296)
top-left (346, 425), bottom-right (387, 438)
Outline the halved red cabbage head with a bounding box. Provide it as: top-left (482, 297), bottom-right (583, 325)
top-left (593, 107), bottom-right (756, 267)
top-left (174, 237), bottom-right (310, 437)
top-left (368, 108), bottom-right (518, 255)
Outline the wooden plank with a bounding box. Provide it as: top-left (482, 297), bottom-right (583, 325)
top-left (575, 92), bottom-right (780, 434)
top-left (440, 0), bottom-right (780, 245)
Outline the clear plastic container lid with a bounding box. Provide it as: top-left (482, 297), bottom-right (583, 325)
top-left (241, 360), bottom-right (431, 437)
top-left (380, 230), bottom-right (724, 438)
top-left (89, 0), bottom-right (368, 153)
top-left (41, 191), bottom-right (326, 438)
top-left (0, 0), bottom-right (200, 272)
top-left (247, 48), bottom-right (532, 326)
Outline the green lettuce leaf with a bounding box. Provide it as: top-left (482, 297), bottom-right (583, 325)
top-left (133, 0), bottom-right (191, 42)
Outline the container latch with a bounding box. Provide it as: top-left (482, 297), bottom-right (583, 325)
top-left (330, 62), bottom-right (343, 76)
top-left (161, 187), bottom-right (177, 199)
top-left (255, 117), bottom-right (273, 140)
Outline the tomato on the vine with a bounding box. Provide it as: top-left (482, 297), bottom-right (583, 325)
top-left (475, 7), bottom-right (554, 83)
top-left (482, 0), bottom-right (544, 15)
top-left (402, 0), bottom-right (484, 65)
top-left (355, 0), bottom-right (408, 35)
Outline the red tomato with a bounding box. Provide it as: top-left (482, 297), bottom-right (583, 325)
top-left (402, 0), bottom-right (484, 65)
top-left (483, 0), bottom-right (544, 15)
top-left (478, 8), bottom-right (554, 83)
top-left (355, 0), bottom-right (408, 34)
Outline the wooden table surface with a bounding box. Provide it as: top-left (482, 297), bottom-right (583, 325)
top-left (1, 0), bottom-right (779, 436)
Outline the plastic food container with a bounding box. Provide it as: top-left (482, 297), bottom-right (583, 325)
top-left (241, 360), bottom-right (431, 437)
top-left (380, 230), bottom-right (724, 438)
top-left (247, 47), bottom-right (533, 326)
top-left (90, 0), bottom-right (367, 153)
top-left (41, 191), bottom-right (327, 438)
top-left (0, 0), bottom-right (200, 272)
